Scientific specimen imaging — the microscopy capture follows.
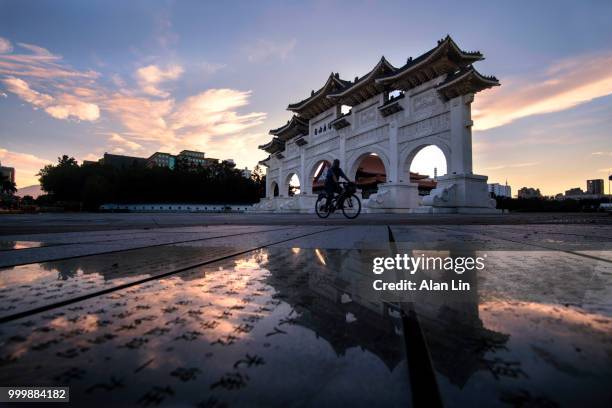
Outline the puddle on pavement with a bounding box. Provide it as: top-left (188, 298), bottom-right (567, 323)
top-left (394, 248), bottom-right (612, 407)
top-left (0, 246), bottom-right (610, 406)
top-left (0, 240), bottom-right (45, 251)
top-left (0, 245), bottom-right (246, 320)
top-left (413, 298), bottom-right (612, 407)
top-left (0, 248), bottom-right (410, 407)
top-left (0, 228), bottom-right (326, 320)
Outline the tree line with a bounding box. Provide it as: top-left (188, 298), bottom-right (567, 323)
top-left (36, 155), bottom-right (266, 210)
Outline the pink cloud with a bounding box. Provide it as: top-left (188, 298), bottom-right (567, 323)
top-left (473, 51), bottom-right (612, 130)
top-left (2, 76), bottom-right (54, 106)
top-left (2, 77), bottom-right (100, 121)
top-left (108, 133), bottom-right (143, 151)
top-left (0, 148), bottom-right (52, 188)
top-left (135, 64), bottom-right (183, 97)
top-left (1, 38), bottom-right (267, 174)
top-left (0, 37), bottom-right (13, 54)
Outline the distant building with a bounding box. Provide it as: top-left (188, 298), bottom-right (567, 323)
top-left (99, 153), bottom-right (147, 169)
top-left (0, 161), bottom-right (15, 183)
top-left (241, 167), bottom-right (252, 179)
top-left (587, 179), bottom-right (604, 195)
top-left (147, 152), bottom-right (176, 169)
top-left (563, 185), bottom-right (604, 200)
top-left (517, 187), bottom-right (542, 199)
top-left (488, 183), bottom-right (511, 198)
top-left (91, 149), bottom-right (239, 172)
top-left (176, 150), bottom-right (220, 169)
top-left (564, 187), bottom-right (583, 197)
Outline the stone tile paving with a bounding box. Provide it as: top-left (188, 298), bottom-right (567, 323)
top-left (0, 222), bottom-right (610, 407)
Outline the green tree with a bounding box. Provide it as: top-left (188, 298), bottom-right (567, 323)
top-left (1, 174), bottom-right (17, 195)
top-left (38, 155), bottom-right (82, 201)
top-left (251, 165), bottom-right (266, 197)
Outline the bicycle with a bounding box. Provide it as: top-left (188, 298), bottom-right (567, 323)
top-left (315, 182), bottom-right (361, 219)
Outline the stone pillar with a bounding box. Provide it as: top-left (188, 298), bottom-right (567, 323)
top-left (266, 167), bottom-right (272, 198)
top-left (278, 159), bottom-right (285, 197)
top-left (339, 133), bottom-right (346, 170)
top-left (300, 148), bottom-right (306, 194)
top-left (388, 121), bottom-right (399, 183)
top-left (449, 93), bottom-right (474, 175)
top-left (420, 93), bottom-right (498, 213)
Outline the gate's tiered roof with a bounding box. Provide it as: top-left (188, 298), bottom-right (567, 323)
top-left (435, 66), bottom-right (499, 100)
top-left (258, 137), bottom-right (285, 154)
top-left (327, 56), bottom-right (397, 106)
top-left (375, 35), bottom-right (484, 90)
top-left (287, 73), bottom-right (351, 119)
top-left (269, 115), bottom-right (309, 141)
top-left (261, 36), bottom-right (499, 154)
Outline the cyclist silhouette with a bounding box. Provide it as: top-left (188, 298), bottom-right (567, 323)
top-left (325, 159), bottom-right (350, 205)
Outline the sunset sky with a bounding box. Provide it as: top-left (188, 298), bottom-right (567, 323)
top-left (1, 0), bottom-right (611, 195)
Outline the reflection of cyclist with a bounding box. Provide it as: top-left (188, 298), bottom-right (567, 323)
top-left (325, 159), bottom-right (350, 204)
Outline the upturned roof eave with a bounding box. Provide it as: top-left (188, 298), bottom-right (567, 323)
top-left (374, 36), bottom-right (484, 85)
top-left (287, 74), bottom-right (350, 112)
top-left (327, 57), bottom-right (397, 101)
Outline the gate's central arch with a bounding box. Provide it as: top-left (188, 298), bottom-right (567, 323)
top-left (254, 36), bottom-right (500, 213)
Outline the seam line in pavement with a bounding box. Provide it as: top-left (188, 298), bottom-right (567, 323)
top-left (0, 226), bottom-right (297, 268)
top-left (429, 225), bottom-right (612, 264)
top-left (387, 226), bottom-right (443, 408)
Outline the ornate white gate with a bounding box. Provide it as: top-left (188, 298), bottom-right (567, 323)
top-left (254, 36), bottom-right (499, 214)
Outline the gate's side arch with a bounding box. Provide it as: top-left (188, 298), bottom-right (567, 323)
top-left (346, 145), bottom-right (391, 181)
top-left (279, 168), bottom-right (302, 197)
top-left (269, 180), bottom-right (280, 197)
top-left (399, 140), bottom-right (451, 183)
top-left (304, 154), bottom-right (336, 194)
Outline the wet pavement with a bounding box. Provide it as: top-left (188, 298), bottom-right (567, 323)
top-left (0, 222), bottom-right (610, 407)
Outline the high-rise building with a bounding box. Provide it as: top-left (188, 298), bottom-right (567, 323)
top-left (0, 161), bottom-right (15, 184)
top-left (488, 182), bottom-right (511, 198)
top-left (586, 179), bottom-right (604, 195)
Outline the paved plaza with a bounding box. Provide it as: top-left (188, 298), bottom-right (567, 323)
top-left (0, 213), bottom-right (611, 406)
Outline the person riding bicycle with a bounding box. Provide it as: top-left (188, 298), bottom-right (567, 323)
top-left (325, 159), bottom-right (350, 207)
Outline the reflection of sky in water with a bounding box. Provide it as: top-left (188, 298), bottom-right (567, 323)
top-left (0, 245), bottom-right (256, 319)
top-left (0, 246), bottom-right (610, 406)
top-left (0, 241), bottom-right (44, 250)
top-left (426, 300), bottom-right (612, 407)
top-left (0, 249), bottom-right (410, 407)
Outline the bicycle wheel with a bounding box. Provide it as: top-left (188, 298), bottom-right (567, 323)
top-left (341, 194), bottom-right (361, 219)
top-left (315, 195), bottom-right (332, 218)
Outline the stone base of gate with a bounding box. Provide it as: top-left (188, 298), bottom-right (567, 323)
top-left (278, 194), bottom-right (318, 213)
top-left (250, 195), bottom-right (317, 213)
top-left (364, 182), bottom-right (420, 213)
top-left (418, 173), bottom-right (500, 214)
top-left (250, 197), bottom-right (278, 212)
